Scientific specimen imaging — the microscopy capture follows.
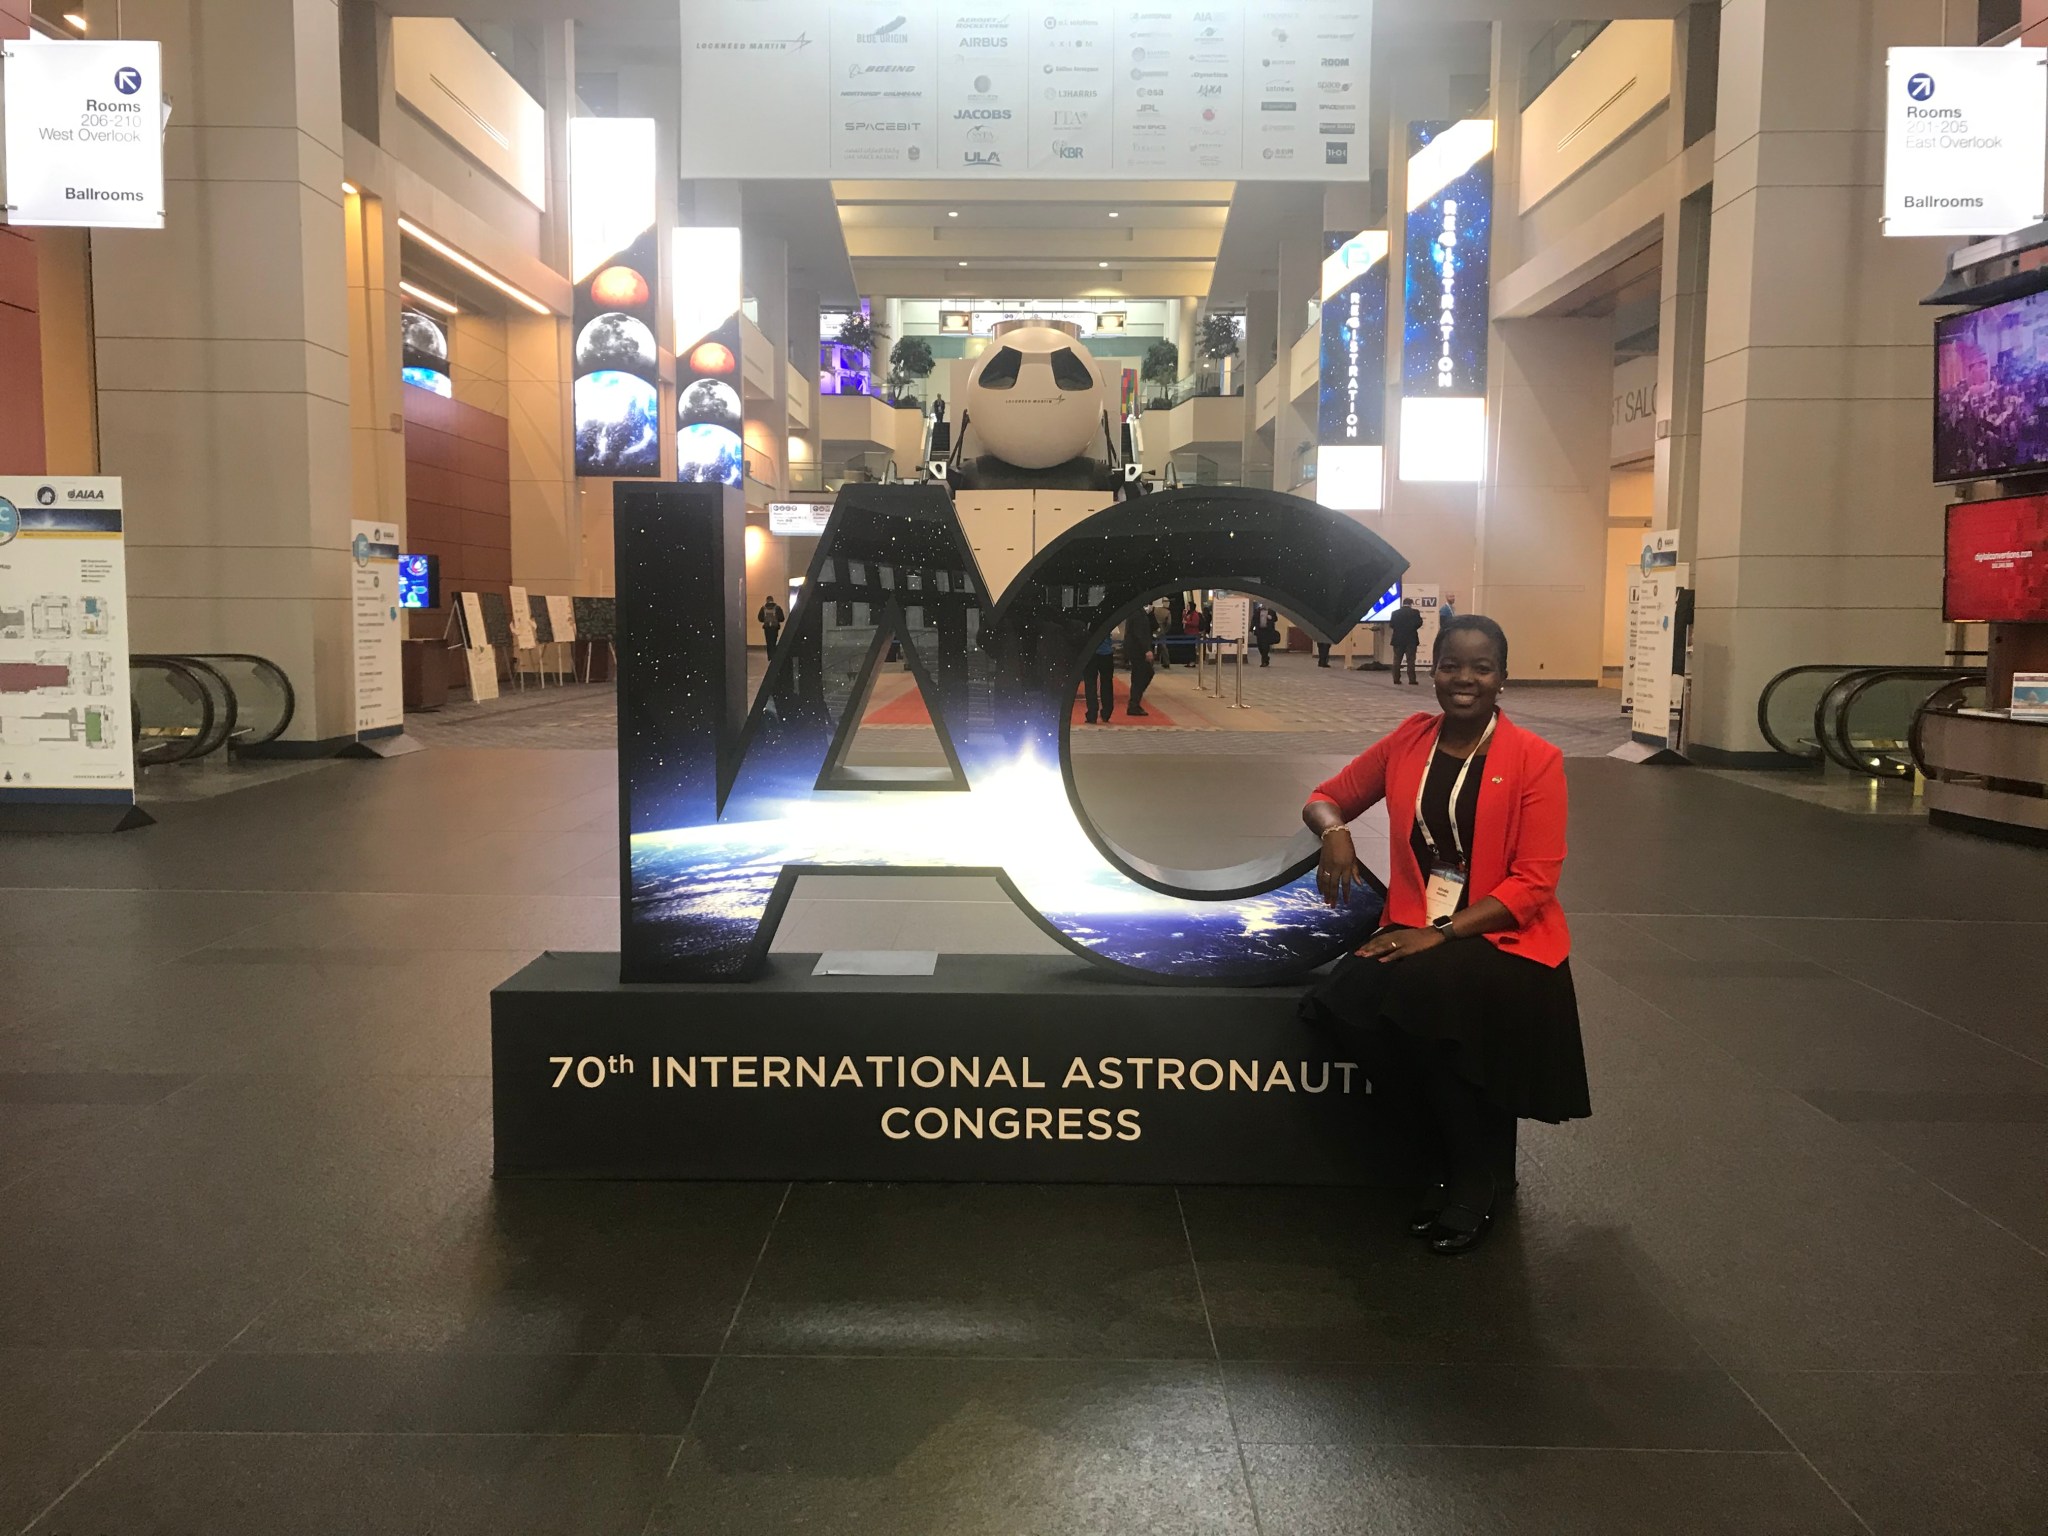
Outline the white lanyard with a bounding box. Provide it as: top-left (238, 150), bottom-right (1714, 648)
top-left (1414, 712), bottom-right (1497, 868)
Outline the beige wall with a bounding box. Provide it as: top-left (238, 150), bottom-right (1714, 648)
top-left (1606, 466), bottom-right (1655, 669)
top-left (344, 192), bottom-right (405, 540)
top-left (1690, 0), bottom-right (1950, 756)
top-left (508, 311), bottom-right (576, 594)
top-left (35, 229), bottom-right (97, 475)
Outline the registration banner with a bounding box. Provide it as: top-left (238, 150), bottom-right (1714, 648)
top-left (0, 477), bottom-right (134, 805)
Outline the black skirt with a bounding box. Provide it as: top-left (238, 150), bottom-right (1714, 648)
top-left (1301, 934), bottom-right (1592, 1124)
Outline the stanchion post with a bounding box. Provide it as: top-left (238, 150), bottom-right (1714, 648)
top-left (1234, 636), bottom-right (1248, 708)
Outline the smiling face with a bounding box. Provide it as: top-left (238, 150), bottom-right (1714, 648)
top-left (1432, 623), bottom-right (1505, 730)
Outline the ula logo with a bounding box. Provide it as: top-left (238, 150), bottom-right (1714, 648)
top-left (113, 65), bottom-right (142, 95)
top-left (1908, 72), bottom-right (1936, 101)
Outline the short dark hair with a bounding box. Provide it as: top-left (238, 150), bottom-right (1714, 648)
top-left (1436, 613), bottom-right (1508, 672)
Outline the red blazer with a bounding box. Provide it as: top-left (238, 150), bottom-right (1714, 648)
top-left (1308, 711), bottom-right (1572, 968)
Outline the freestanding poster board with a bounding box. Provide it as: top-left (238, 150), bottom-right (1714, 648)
top-left (350, 521), bottom-right (403, 738)
top-left (456, 592), bottom-right (499, 702)
top-left (0, 477), bottom-right (149, 831)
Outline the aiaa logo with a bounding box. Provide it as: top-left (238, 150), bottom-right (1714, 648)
top-left (113, 65), bottom-right (142, 95)
top-left (1908, 72), bottom-right (1936, 102)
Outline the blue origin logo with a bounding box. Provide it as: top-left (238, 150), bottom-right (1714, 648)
top-left (1907, 72), bottom-right (1935, 102)
top-left (113, 65), bottom-right (142, 95)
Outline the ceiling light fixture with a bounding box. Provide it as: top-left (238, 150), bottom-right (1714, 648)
top-left (341, 180), bottom-right (360, 197)
top-left (398, 279), bottom-right (459, 315)
top-left (958, 261), bottom-right (968, 267)
top-left (1098, 261), bottom-right (1109, 268)
top-left (1107, 211), bottom-right (1119, 218)
top-left (397, 217), bottom-right (551, 315)
top-left (947, 210), bottom-right (959, 218)
top-left (62, 11), bottom-right (87, 30)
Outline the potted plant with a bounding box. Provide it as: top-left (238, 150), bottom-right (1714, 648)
top-left (886, 335), bottom-right (936, 408)
top-left (1198, 314), bottom-right (1240, 396)
top-left (836, 313), bottom-right (876, 358)
top-left (1141, 340), bottom-right (1179, 410)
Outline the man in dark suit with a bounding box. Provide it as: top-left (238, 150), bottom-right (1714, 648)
top-left (1124, 605), bottom-right (1156, 717)
top-left (1388, 598), bottom-right (1423, 685)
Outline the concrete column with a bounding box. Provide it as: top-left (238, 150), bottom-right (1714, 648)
top-left (509, 20), bottom-right (577, 595)
top-left (0, 0), bottom-right (47, 475)
top-left (1689, 0), bottom-right (1951, 759)
top-left (1241, 287), bottom-right (1275, 488)
top-left (343, 191), bottom-right (405, 542)
top-left (788, 283), bottom-right (821, 485)
top-left (1175, 297), bottom-right (1197, 380)
top-left (92, 0), bottom-right (352, 745)
top-left (1276, 224), bottom-right (1319, 494)
top-left (1653, 188), bottom-right (1711, 560)
top-left (1480, 318), bottom-right (1614, 683)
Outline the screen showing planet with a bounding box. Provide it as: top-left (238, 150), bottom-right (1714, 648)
top-left (591, 265), bottom-right (651, 308)
top-left (400, 309), bottom-right (448, 372)
top-left (678, 378), bottom-right (741, 431)
top-left (402, 366), bottom-right (452, 398)
top-left (677, 422), bottom-right (745, 487)
top-left (688, 340), bottom-right (736, 376)
top-left (576, 371), bottom-right (661, 477)
top-left (576, 312), bottom-right (658, 376)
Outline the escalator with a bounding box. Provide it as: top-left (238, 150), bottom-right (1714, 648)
top-left (1758, 664), bottom-right (1986, 780)
top-left (130, 652), bottom-right (297, 768)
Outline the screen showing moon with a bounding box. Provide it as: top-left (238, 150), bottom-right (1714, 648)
top-left (576, 312), bottom-right (658, 376)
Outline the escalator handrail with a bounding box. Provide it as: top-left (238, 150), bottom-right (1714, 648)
top-left (1757, 663), bottom-right (1869, 760)
top-left (132, 653), bottom-right (239, 761)
top-left (176, 652), bottom-right (296, 745)
top-left (129, 656), bottom-right (218, 767)
top-left (1909, 676), bottom-right (1985, 782)
top-left (1819, 666), bottom-right (1984, 778)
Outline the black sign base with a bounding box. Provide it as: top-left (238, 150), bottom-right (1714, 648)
top-left (492, 952), bottom-right (1421, 1185)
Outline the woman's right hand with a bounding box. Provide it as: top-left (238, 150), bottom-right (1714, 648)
top-left (1316, 827), bottom-right (1363, 906)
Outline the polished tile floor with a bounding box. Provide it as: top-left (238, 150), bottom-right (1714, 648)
top-left (4, 687), bottom-right (2048, 1533)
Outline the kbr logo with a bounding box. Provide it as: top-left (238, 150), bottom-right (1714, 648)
top-left (1908, 72), bottom-right (1936, 102)
top-left (113, 65), bottom-right (142, 95)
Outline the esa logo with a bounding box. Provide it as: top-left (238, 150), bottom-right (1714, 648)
top-left (113, 65), bottom-right (142, 95)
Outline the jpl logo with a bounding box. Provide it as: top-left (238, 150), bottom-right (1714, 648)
top-left (1907, 72), bottom-right (1935, 102)
top-left (113, 65), bottom-right (142, 95)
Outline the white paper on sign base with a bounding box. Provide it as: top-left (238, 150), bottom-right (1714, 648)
top-left (1885, 47), bottom-right (2048, 237)
top-left (815, 951), bottom-right (940, 977)
top-left (1, 40), bottom-right (165, 229)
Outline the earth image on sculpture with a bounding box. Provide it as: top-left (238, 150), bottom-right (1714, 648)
top-left (679, 378), bottom-right (741, 432)
top-left (575, 371), bottom-right (660, 475)
top-left (576, 312), bottom-right (658, 376)
top-left (677, 422), bottom-right (744, 486)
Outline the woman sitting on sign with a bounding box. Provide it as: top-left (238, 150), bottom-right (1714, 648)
top-left (1298, 615), bottom-right (1589, 1256)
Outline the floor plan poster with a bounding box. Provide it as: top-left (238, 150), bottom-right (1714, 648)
top-left (351, 520), bottom-right (404, 737)
top-left (0, 477), bottom-right (134, 802)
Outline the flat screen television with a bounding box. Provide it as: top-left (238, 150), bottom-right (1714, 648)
top-left (1364, 582), bottom-right (1402, 623)
top-left (1935, 286), bottom-right (2048, 483)
top-left (1944, 495), bottom-right (2048, 622)
top-left (398, 553), bottom-right (440, 610)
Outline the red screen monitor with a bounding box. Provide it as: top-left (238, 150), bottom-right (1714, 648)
top-left (1945, 495), bottom-right (2048, 623)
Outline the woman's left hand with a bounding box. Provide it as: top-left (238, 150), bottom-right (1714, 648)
top-left (1355, 927), bottom-right (1446, 964)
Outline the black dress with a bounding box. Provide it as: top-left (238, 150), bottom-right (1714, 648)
top-left (1302, 745), bottom-right (1592, 1124)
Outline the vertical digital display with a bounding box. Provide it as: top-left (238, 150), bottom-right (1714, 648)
top-left (570, 118), bottom-right (662, 478)
top-left (400, 308), bottom-right (452, 399)
top-left (397, 553), bottom-right (439, 610)
top-left (1316, 227), bottom-right (1389, 512)
top-left (1400, 119), bottom-right (1493, 483)
top-left (674, 226), bottom-right (746, 489)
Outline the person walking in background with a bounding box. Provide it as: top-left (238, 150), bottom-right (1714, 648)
top-left (757, 595), bottom-right (786, 654)
top-left (1434, 595), bottom-right (1457, 664)
top-left (1083, 630), bottom-right (1117, 723)
top-left (1152, 599), bottom-right (1175, 668)
top-left (1389, 597), bottom-right (1423, 685)
top-left (1317, 640), bottom-right (1333, 668)
top-left (1255, 607), bottom-right (1280, 667)
top-left (1124, 604), bottom-right (1156, 717)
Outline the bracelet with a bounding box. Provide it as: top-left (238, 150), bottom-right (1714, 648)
top-left (1319, 826), bottom-right (1351, 840)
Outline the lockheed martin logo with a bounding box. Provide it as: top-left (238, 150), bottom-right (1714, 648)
top-left (697, 32), bottom-right (811, 53)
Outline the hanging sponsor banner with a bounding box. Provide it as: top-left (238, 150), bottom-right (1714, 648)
top-left (1316, 227), bottom-right (1388, 512)
top-left (0, 477), bottom-right (134, 802)
top-left (674, 227), bottom-right (746, 490)
top-left (677, 0), bottom-right (1371, 180)
top-left (0, 39), bottom-right (164, 229)
top-left (570, 118), bottom-right (662, 478)
top-left (1400, 119), bottom-right (1493, 483)
top-left (350, 520), bottom-right (403, 737)
top-left (1884, 47), bottom-right (2048, 238)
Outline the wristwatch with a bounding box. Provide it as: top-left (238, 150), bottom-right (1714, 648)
top-left (1429, 916), bottom-right (1456, 938)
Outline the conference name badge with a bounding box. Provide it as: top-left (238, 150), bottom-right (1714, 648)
top-left (1424, 865), bottom-right (1466, 923)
